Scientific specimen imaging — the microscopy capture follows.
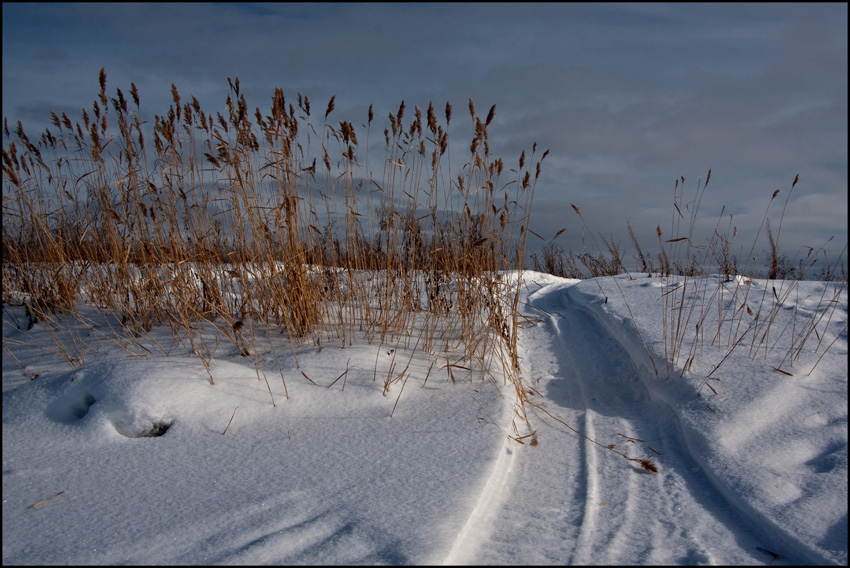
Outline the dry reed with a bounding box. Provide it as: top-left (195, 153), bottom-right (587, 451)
top-left (2, 70), bottom-right (547, 434)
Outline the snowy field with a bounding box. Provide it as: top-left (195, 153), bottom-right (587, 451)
top-left (2, 270), bottom-right (847, 565)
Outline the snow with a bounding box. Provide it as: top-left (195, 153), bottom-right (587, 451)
top-left (3, 270), bottom-right (847, 565)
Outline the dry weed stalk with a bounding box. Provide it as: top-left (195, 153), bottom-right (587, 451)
top-left (565, 169), bottom-right (845, 394)
top-left (2, 70), bottom-right (545, 430)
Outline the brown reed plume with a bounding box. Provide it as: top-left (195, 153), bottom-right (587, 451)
top-left (2, 70), bottom-right (544, 427)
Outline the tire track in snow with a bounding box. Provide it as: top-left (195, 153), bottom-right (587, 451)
top-left (441, 433), bottom-right (517, 565)
top-left (467, 280), bottom-right (813, 565)
top-left (571, 407), bottom-right (602, 564)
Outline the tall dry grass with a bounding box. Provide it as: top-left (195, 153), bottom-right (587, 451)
top-left (560, 169), bottom-right (846, 385)
top-left (2, 70), bottom-right (547, 438)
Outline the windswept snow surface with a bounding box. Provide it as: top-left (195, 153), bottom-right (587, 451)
top-left (3, 271), bottom-right (847, 565)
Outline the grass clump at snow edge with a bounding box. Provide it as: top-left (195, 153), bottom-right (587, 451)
top-left (2, 70), bottom-right (546, 441)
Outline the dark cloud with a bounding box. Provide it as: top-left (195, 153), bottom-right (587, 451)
top-left (3, 2), bottom-right (845, 269)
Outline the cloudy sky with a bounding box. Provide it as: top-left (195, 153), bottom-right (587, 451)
top-left (3, 3), bottom-right (847, 271)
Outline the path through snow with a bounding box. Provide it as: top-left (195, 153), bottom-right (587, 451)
top-left (450, 278), bottom-right (824, 565)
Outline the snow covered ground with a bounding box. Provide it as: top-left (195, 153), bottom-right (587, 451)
top-left (3, 271), bottom-right (847, 565)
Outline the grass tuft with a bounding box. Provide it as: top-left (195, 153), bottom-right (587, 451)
top-left (2, 72), bottom-right (546, 437)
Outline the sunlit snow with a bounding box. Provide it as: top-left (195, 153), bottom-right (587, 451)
top-left (3, 271), bottom-right (847, 565)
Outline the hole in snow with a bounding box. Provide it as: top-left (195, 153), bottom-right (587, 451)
top-left (47, 391), bottom-right (97, 424)
top-left (114, 419), bottom-right (173, 438)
